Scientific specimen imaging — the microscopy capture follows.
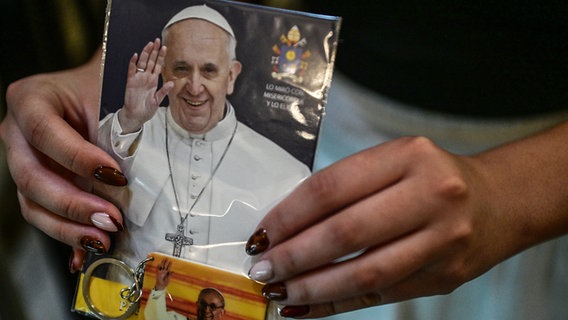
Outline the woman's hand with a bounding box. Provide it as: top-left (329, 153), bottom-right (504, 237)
top-left (246, 128), bottom-right (568, 318)
top-left (1, 48), bottom-right (127, 272)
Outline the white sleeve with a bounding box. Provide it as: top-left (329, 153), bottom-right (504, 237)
top-left (108, 110), bottom-right (142, 159)
top-left (143, 289), bottom-right (169, 320)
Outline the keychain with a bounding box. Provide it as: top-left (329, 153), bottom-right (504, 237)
top-left (82, 256), bottom-right (154, 319)
top-left (77, 252), bottom-right (267, 320)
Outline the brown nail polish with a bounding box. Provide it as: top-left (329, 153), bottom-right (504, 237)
top-left (246, 228), bottom-right (269, 255)
top-left (80, 236), bottom-right (106, 255)
top-left (108, 214), bottom-right (124, 231)
top-left (262, 282), bottom-right (287, 300)
top-left (280, 305), bottom-right (310, 318)
top-left (94, 166), bottom-right (128, 186)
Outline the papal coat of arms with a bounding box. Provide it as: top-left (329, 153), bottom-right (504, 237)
top-left (271, 25), bottom-right (311, 83)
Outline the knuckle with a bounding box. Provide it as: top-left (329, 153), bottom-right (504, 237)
top-left (401, 136), bottom-right (438, 157)
top-left (65, 147), bottom-right (84, 174)
top-left (350, 264), bottom-right (384, 293)
top-left (274, 245), bottom-right (302, 278)
top-left (400, 136), bottom-right (451, 168)
top-left (19, 202), bottom-right (34, 224)
top-left (15, 168), bottom-right (35, 198)
top-left (289, 280), bottom-right (314, 303)
top-left (327, 218), bottom-right (364, 252)
top-left (16, 192), bottom-right (36, 224)
top-left (29, 114), bottom-right (50, 150)
top-left (304, 169), bottom-right (340, 201)
top-left (58, 196), bottom-right (85, 223)
top-left (5, 80), bottom-right (23, 108)
top-left (436, 175), bottom-right (469, 200)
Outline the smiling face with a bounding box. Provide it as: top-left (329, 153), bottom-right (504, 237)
top-left (197, 289), bottom-right (225, 320)
top-left (162, 19), bottom-right (241, 134)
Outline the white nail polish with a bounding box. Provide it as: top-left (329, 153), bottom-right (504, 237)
top-left (249, 260), bottom-right (273, 282)
top-left (90, 212), bottom-right (119, 232)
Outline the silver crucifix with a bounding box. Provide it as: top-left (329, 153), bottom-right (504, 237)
top-left (165, 224), bottom-right (193, 257)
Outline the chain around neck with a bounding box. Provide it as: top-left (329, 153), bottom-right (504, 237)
top-left (165, 112), bottom-right (237, 225)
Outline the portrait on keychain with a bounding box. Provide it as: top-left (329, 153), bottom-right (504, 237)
top-left (94, 0), bottom-right (339, 275)
top-left (140, 253), bottom-right (267, 320)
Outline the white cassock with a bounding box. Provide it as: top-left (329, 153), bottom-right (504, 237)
top-left (144, 289), bottom-right (188, 320)
top-left (98, 103), bottom-right (310, 273)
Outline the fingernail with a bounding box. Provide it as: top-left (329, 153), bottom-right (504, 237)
top-left (80, 236), bottom-right (106, 255)
top-left (262, 282), bottom-right (287, 300)
top-left (249, 260), bottom-right (274, 282)
top-left (94, 166), bottom-right (128, 186)
top-left (280, 305), bottom-right (310, 318)
top-left (246, 228), bottom-right (269, 255)
top-left (69, 252), bottom-right (78, 274)
top-left (90, 212), bottom-right (124, 232)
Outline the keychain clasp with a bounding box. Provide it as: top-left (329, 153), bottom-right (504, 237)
top-left (82, 256), bottom-right (155, 320)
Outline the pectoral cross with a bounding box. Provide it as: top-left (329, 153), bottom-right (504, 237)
top-left (165, 224), bottom-right (193, 257)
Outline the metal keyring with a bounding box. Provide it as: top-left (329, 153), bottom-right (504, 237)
top-left (82, 257), bottom-right (139, 320)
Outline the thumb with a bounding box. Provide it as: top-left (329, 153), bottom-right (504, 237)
top-left (155, 81), bottom-right (174, 105)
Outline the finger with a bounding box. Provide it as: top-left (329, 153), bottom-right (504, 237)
top-left (19, 192), bottom-right (111, 254)
top-left (165, 260), bottom-right (172, 271)
top-left (280, 293), bottom-right (382, 318)
top-left (4, 118), bottom-right (124, 228)
top-left (70, 248), bottom-right (87, 273)
top-left (153, 45), bottom-right (167, 75)
top-left (267, 227), bottom-right (445, 306)
top-left (6, 98), bottom-right (125, 185)
top-left (136, 41), bottom-right (155, 70)
top-left (283, 175), bottom-right (437, 280)
top-left (127, 52), bottom-right (139, 78)
top-left (248, 141), bottom-right (410, 254)
top-left (146, 38), bottom-right (161, 74)
top-left (155, 81), bottom-right (174, 105)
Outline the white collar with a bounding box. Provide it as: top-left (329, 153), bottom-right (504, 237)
top-left (166, 102), bottom-right (237, 142)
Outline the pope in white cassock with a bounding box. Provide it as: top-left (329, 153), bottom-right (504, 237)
top-left (97, 5), bottom-right (310, 273)
top-left (144, 259), bottom-right (227, 320)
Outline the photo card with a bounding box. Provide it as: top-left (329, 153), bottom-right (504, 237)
top-left (73, 0), bottom-right (340, 318)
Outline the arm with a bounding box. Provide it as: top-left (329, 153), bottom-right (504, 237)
top-left (144, 288), bottom-right (171, 320)
top-left (245, 121), bottom-right (568, 317)
top-left (144, 259), bottom-right (173, 320)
